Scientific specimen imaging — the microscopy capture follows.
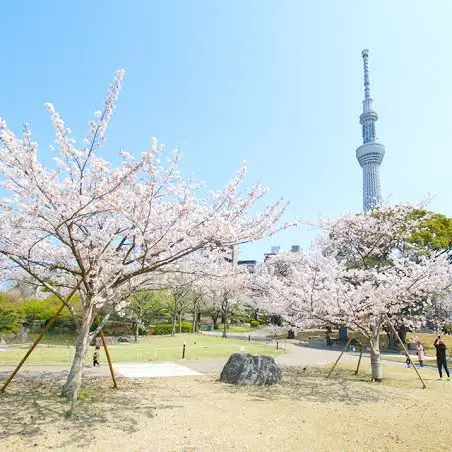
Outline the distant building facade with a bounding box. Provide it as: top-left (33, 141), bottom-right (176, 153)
top-left (264, 245), bottom-right (300, 261)
top-left (238, 259), bottom-right (257, 273)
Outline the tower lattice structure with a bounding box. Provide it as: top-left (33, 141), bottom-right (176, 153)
top-left (356, 49), bottom-right (385, 211)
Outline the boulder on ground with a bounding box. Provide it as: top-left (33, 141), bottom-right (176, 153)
top-left (220, 353), bottom-right (281, 386)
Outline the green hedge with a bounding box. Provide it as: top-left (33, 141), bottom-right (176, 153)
top-left (0, 307), bottom-right (24, 334)
top-left (250, 320), bottom-right (260, 328)
top-left (154, 322), bottom-right (193, 335)
top-left (154, 324), bottom-right (172, 335)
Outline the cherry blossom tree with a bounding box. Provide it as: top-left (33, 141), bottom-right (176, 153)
top-left (0, 70), bottom-right (290, 399)
top-left (255, 205), bottom-right (452, 381)
top-left (204, 265), bottom-right (249, 338)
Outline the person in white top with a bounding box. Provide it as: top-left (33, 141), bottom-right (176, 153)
top-left (415, 341), bottom-right (424, 368)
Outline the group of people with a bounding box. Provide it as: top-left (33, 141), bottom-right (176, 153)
top-left (325, 330), bottom-right (450, 380)
top-left (407, 336), bottom-right (450, 380)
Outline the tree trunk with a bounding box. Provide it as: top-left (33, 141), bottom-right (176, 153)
top-left (192, 304), bottom-right (198, 333)
top-left (387, 326), bottom-right (407, 352)
top-left (397, 326), bottom-right (407, 345)
top-left (369, 318), bottom-right (384, 382)
top-left (178, 313), bottom-right (182, 334)
top-left (222, 312), bottom-right (228, 338)
top-left (386, 329), bottom-right (397, 351)
top-left (134, 321), bottom-right (139, 343)
top-left (370, 348), bottom-right (383, 382)
top-left (171, 313), bottom-right (176, 336)
top-left (61, 304), bottom-right (94, 398)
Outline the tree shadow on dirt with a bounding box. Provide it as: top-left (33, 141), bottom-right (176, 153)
top-left (220, 366), bottom-right (397, 405)
top-left (0, 376), bottom-right (186, 448)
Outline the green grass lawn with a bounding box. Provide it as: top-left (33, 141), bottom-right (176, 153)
top-left (0, 334), bottom-right (285, 365)
top-left (219, 324), bottom-right (262, 333)
top-left (406, 332), bottom-right (452, 353)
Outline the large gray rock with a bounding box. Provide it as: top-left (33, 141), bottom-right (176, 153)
top-left (220, 353), bottom-right (281, 385)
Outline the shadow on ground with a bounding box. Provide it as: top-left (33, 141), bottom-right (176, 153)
top-left (221, 366), bottom-right (395, 405)
top-left (0, 376), bottom-right (186, 448)
top-left (0, 366), bottom-right (405, 448)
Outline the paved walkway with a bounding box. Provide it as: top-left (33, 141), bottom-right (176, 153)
top-left (0, 328), bottom-right (439, 381)
top-left (0, 342), bottom-right (436, 382)
top-left (195, 330), bottom-right (439, 373)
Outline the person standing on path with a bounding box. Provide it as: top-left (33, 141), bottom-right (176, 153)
top-left (93, 345), bottom-right (100, 367)
top-left (416, 341), bottom-right (424, 368)
top-left (326, 331), bottom-right (333, 347)
top-left (434, 336), bottom-right (450, 380)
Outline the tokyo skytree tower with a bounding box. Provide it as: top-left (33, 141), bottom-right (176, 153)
top-left (356, 49), bottom-right (385, 211)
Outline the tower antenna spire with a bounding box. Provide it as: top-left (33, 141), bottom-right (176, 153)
top-left (362, 49), bottom-right (371, 100)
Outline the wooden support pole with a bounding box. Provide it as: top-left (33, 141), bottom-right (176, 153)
top-left (327, 337), bottom-right (353, 378)
top-left (96, 315), bottom-right (118, 389)
top-left (383, 313), bottom-right (427, 389)
top-left (0, 282), bottom-right (81, 393)
top-left (355, 343), bottom-right (364, 375)
top-left (1, 303), bottom-right (66, 393)
top-left (1, 284), bottom-right (83, 394)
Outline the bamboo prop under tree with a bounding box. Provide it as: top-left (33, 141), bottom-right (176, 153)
top-left (355, 343), bottom-right (364, 375)
top-left (1, 284), bottom-right (80, 393)
top-left (95, 314), bottom-right (118, 389)
top-left (383, 313), bottom-right (427, 389)
top-left (326, 337), bottom-right (353, 378)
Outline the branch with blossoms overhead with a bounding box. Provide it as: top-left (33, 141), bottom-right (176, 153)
top-left (0, 69), bottom-right (294, 399)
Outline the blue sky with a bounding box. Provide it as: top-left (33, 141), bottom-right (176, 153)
top-left (1, 1), bottom-right (451, 261)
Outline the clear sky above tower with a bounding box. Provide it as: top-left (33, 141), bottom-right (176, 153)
top-left (1, 1), bottom-right (451, 260)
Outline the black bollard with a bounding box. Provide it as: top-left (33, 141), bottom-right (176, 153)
top-left (182, 343), bottom-right (186, 359)
top-left (248, 335), bottom-right (251, 343)
top-left (276, 341), bottom-right (279, 350)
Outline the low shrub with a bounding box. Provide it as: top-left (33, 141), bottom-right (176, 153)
top-left (180, 322), bottom-right (193, 333)
top-left (154, 322), bottom-right (193, 334)
top-left (154, 323), bottom-right (173, 335)
top-left (250, 320), bottom-right (260, 329)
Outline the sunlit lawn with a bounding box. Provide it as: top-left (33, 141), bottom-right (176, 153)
top-left (0, 334), bottom-right (285, 365)
top-left (218, 324), bottom-right (262, 333)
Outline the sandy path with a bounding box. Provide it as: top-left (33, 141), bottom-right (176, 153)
top-left (0, 366), bottom-right (450, 451)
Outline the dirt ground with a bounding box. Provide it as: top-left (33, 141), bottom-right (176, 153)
top-left (0, 365), bottom-right (451, 452)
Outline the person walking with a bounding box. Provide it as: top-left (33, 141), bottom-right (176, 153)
top-left (416, 341), bottom-right (424, 368)
top-left (326, 331), bottom-right (333, 347)
top-left (93, 345), bottom-right (100, 367)
top-left (434, 336), bottom-right (450, 380)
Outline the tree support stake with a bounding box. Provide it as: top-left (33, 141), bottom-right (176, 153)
top-left (383, 313), bottom-right (427, 389)
top-left (355, 343), bottom-right (364, 375)
top-left (96, 315), bottom-right (118, 389)
top-left (1, 285), bottom-right (80, 393)
top-left (326, 337), bottom-right (352, 378)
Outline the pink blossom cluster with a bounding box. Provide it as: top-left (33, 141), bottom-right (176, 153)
top-left (0, 70), bottom-right (290, 317)
top-left (254, 205), bottom-right (452, 341)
